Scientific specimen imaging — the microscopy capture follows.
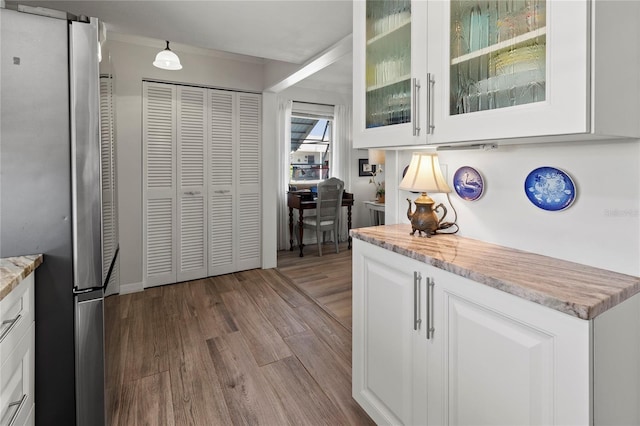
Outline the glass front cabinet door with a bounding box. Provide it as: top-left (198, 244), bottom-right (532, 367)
top-left (430, 0), bottom-right (640, 144)
top-left (353, 1), bottom-right (640, 148)
top-left (353, 0), bottom-right (428, 148)
top-left (429, 0), bottom-right (594, 144)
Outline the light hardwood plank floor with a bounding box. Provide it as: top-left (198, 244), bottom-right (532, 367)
top-left (105, 243), bottom-right (370, 425)
top-left (276, 241), bottom-right (353, 330)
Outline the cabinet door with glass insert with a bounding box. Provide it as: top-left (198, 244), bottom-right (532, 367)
top-left (428, 0), bottom-right (590, 144)
top-left (353, 0), bottom-right (427, 148)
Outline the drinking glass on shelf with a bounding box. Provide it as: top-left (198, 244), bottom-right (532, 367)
top-left (451, 20), bottom-right (468, 58)
top-left (400, 0), bottom-right (411, 26)
top-left (494, 87), bottom-right (509, 109)
top-left (526, 0), bottom-right (546, 31)
top-left (468, 3), bottom-right (483, 52)
top-left (399, 91), bottom-right (408, 123)
top-left (486, 1), bottom-right (497, 47)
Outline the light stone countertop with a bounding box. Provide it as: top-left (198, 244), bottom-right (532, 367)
top-left (0, 254), bottom-right (43, 302)
top-left (350, 224), bottom-right (640, 320)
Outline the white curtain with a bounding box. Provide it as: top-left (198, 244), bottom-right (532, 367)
top-left (333, 104), bottom-right (352, 242)
top-left (277, 99), bottom-right (293, 250)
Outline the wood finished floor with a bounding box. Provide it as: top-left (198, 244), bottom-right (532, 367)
top-left (104, 242), bottom-right (370, 425)
top-left (276, 242), bottom-right (353, 330)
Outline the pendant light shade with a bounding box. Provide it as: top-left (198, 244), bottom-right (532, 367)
top-left (153, 40), bottom-right (182, 70)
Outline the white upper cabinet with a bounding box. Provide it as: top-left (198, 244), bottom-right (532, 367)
top-left (353, 0), bottom-right (428, 148)
top-left (353, 0), bottom-right (640, 148)
top-left (429, 0), bottom-right (640, 145)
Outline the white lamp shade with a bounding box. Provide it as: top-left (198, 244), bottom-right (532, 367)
top-left (153, 42), bottom-right (182, 70)
top-left (368, 149), bottom-right (386, 165)
top-left (399, 152), bottom-right (451, 193)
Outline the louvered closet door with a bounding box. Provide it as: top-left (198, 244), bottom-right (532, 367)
top-left (208, 90), bottom-right (235, 276)
top-left (177, 86), bottom-right (208, 282)
top-left (100, 76), bottom-right (119, 294)
top-left (143, 82), bottom-right (177, 287)
top-left (237, 93), bottom-right (261, 271)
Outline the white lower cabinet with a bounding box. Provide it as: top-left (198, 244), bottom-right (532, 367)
top-left (0, 273), bottom-right (36, 426)
top-left (352, 245), bottom-right (428, 425)
top-left (426, 266), bottom-right (590, 426)
top-left (353, 239), bottom-right (639, 425)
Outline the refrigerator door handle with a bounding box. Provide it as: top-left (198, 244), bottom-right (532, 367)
top-left (72, 286), bottom-right (101, 295)
top-left (102, 245), bottom-right (119, 293)
top-left (72, 245), bottom-right (117, 295)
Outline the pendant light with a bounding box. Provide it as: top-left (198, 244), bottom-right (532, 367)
top-left (153, 40), bottom-right (182, 70)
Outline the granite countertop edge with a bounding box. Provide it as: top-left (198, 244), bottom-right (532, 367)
top-left (0, 254), bottom-right (44, 302)
top-left (350, 225), bottom-right (640, 320)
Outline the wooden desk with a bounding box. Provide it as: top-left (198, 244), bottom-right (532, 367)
top-left (287, 191), bottom-right (354, 257)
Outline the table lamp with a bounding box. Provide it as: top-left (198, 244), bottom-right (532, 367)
top-left (399, 152), bottom-right (452, 236)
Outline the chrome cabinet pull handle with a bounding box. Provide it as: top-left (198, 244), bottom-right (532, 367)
top-left (0, 314), bottom-right (22, 343)
top-left (7, 394), bottom-right (26, 426)
top-left (214, 189), bottom-right (231, 194)
top-left (412, 78), bottom-right (421, 136)
top-left (184, 191), bottom-right (202, 196)
top-left (426, 277), bottom-right (435, 339)
top-left (427, 73), bottom-right (435, 134)
top-left (414, 272), bottom-right (422, 330)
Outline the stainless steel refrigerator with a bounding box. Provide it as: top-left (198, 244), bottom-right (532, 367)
top-left (0, 6), bottom-right (116, 425)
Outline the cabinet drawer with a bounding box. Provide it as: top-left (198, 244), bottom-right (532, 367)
top-left (0, 323), bottom-right (34, 426)
top-left (0, 274), bottom-right (34, 367)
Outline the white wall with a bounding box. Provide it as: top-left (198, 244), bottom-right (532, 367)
top-left (261, 92), bottom-right (278, 268)
top-left (106, 36), bottom-right (264, 292)
top-left (386, 139), bottom-right (640, 276)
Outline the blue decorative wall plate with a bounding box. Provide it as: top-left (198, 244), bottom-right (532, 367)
top-left (453, 166), bottom-right (484, 201)
top-left (524, 166), bottom-right (576, 211)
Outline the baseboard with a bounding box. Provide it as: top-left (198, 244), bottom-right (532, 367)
top-left (118, 281), bottom-right (144, 295)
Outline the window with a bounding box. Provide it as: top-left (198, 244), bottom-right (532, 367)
top-left (289, 106), bottom-right (334, 187)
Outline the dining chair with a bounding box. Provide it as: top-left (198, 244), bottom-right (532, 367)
top-left (297, 177), bottom-right (344, 256)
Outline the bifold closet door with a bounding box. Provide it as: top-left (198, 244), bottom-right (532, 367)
top-left (208, 90), bottom-right (235, 276)
top-left (208, 90), bottom-right (261, 276)
top-left (144, 82), bottom-right (261, 285)
top-left (143, 82), bottom-right (209, 287)
top-left (143, 82), bottom-right (177, 287)
top-left (176, 86), bottom-right (208, 282)
top-left (236, 93), bottom-right (261, 272)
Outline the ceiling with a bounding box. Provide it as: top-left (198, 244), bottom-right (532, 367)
top-left (16, 0), bottom-right (353, 90)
